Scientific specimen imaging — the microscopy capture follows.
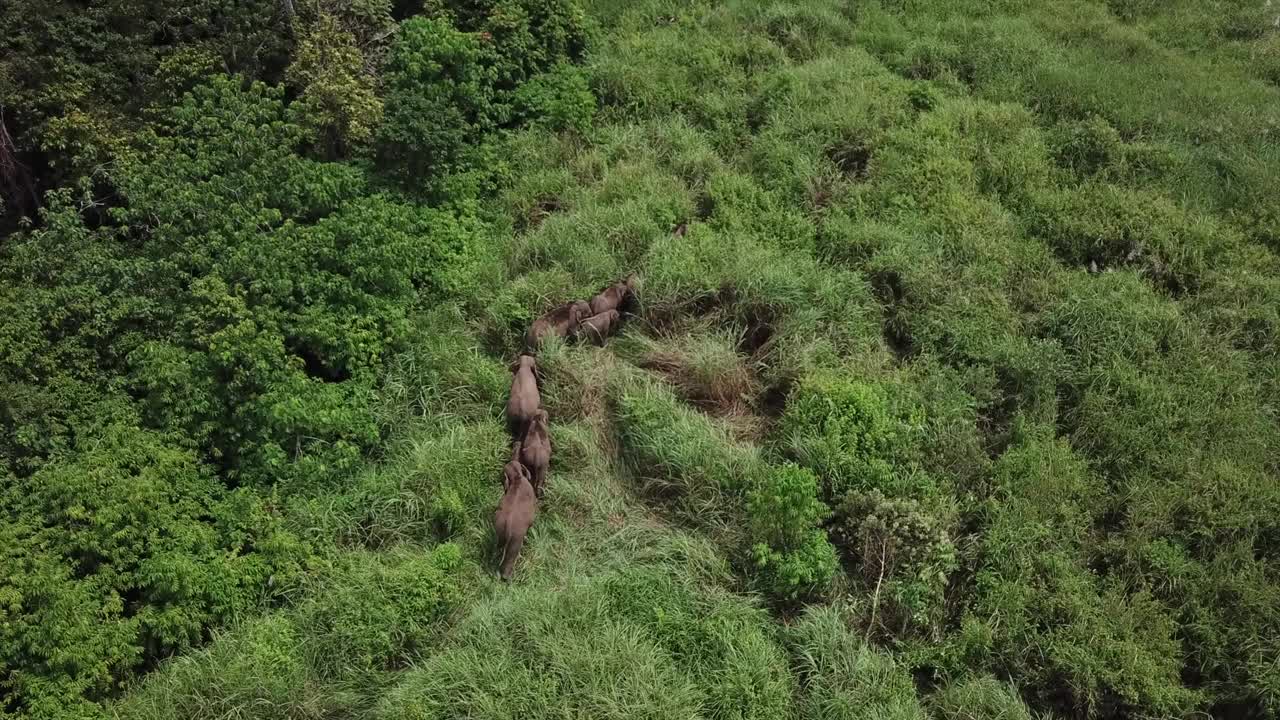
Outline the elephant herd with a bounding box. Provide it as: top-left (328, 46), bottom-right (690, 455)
top-left (493, 274), bottom-right (638, 580)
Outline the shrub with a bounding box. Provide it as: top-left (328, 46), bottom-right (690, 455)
top-left (780, 376), bottom-right (911, 500)
top-left (746, 463), bottom-right (827, 550)
top-left (431, 0), bottom-right (590, 91)
top-left (748, 532), bottom-right (838, 605)
top-left (0, 425), bottom-right (305, 716)
top-left (831, 490), bottom-right (956, 635)
top-left (745, 464), bottom-right (836, 601)
top-left (108, 77), bottom-right (477, 490)
top-left (377, 1), bottom-right (591, 195)
top-left (512, 63), bottom-right (596, 133)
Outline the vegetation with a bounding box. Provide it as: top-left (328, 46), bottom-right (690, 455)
top-left (2, 0), bottom-right (1278, 719)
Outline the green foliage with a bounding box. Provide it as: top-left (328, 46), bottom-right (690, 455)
top-left (331, 422), bottom-right (508, 548)
top-left (0, 426), bottom-right (304, 717)
top-left (0, 0), bottom-right (290, 198)
top-left (746, 464), bottom-right (836, 602)
top-left (7, 0), bottom-right (1280, 719)
top-left (748, 532), bottom-right (837, 606)
top-left (785, 605), bottom-right (926, 720)
top-left (612, 374), bottom-right (766, 512)
top-left (375, 564), bottom-right (791, 720)
top-left (781, 376), bottom-right (912, 500)
top-left (286, 13), bottom-right (384, 157)
top-left (298, 545), bottom-right (463, 678)
top-left (746, 464), bottom-right (826, 550)
top-left (98, 75), bottom-right (474, 490)
top-left (956, 435), bottom-right (1200, 716)
top-left (429, 0), bottom-right (590, 91)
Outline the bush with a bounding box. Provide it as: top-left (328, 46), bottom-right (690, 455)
top-left (0, 425), bottom-right (304, 716)
top-left (780, 376), bottom-right (911, 500)
top-left (746, 463), bottom-right (827, 550)
top-left (513, 63), bottom-right (596, 133)
top-left (748, 532), bottom-right (838, 605)
top-left (831, 490), bottom-right (956, 635)
top-left (377, 1), bottom-right (591, 195)
top-left (745, 464), bottom-right (836, 601)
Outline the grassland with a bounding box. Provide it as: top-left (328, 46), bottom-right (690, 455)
top-left (6, 0), bottom-right (1279, 718)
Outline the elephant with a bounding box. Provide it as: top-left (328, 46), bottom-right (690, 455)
top-left (494, 441), bottom-right (537, 581)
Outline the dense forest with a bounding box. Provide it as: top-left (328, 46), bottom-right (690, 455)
top-left (1, 0), bottom-right (1278, 718)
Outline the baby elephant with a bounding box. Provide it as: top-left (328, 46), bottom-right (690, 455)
top-left (574, 309), bottom-right (621, 345)
top-left (520, 408), bottom-right (551, 498)
top-left (495, 442), bottom-right (537, 581)
top-left (588, 274), bottom-right (639, 316)
top-left (506, 354), bottom-right (540, 436)
top-left (526, 301), bottom-right (591, 350)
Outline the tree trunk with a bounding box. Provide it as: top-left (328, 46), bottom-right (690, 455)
top-left (0, 108), bottom-right (38, 223)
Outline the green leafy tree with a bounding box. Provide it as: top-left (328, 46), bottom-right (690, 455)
top-left (286, 13), bottom-right (385, 158)
top-left (376, 17), bottom-right (495, 192)
top-left (0, 425), bottom-right (304, 717)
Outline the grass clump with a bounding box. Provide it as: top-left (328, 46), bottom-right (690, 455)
top-left (374, 564), bottom-right (792, 720)
top-left (928, 676), bottom-right (1034, 720)
top-left (304, 422), bottom-right (507, 550)
top-left (296, 545), bottom-right (464, 679)
top-left (611, 373), bottom-right (766, 518)
top-left (630, 327), bottom-right (762, 418)
top-left (111, 615), bottom-right (344, 720)
top-left (785, 605), bottom-right (926, 720)
top-left (612, 376), bottom-right (835, 602)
